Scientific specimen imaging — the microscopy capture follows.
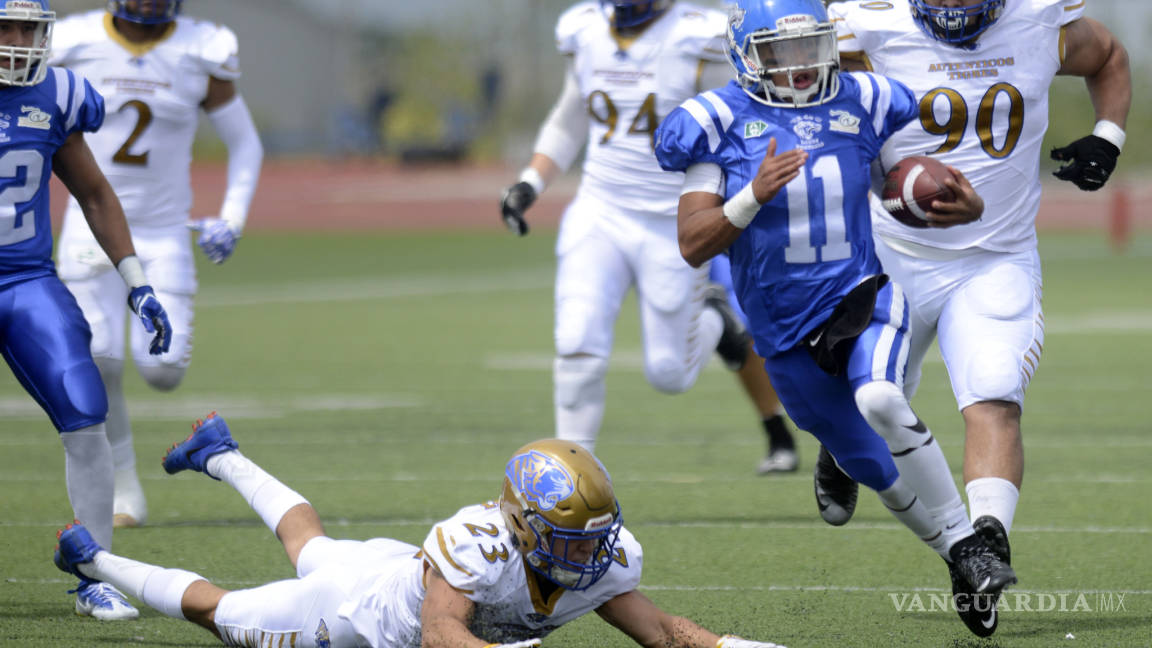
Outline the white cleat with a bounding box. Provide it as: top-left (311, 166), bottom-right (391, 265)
top-left (74, 581), bottom-right (140, 621)
top-left (756, 449), bottom-right (798, 474)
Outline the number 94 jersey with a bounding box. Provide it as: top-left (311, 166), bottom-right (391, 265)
top-left (829, 0), bottom-right (1085, 252)
top-left (49, 10), bottom-right (241, 228)
top-left (420, 502), bottom-right (642, 645)
top-left (655, 74), bottom-right (917, 354)
top-left (557, 1), bottom-right (726, 216)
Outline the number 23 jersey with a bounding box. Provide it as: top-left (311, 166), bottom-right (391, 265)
top-left (49, 10), bottom-right (241, 228)
top-left (558, 1), bottom-right (726, 216)
top-left (830, 0), bottom-right (1085, 252)
top-left (420, 502), bottom-right (642, 645)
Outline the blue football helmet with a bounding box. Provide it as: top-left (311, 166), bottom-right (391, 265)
top-left (600, 0), bottom-right (673, 30)
top-left (726, 0), bottom-right (840, 108)
top-left (910, 0), bottom-right (1004, 47)
top-left (0, 0), bottom-right (54, 87)
top-left (107, 0), bottom-right (182, 25)
top-left (499, 439), bottom-right (623, 591)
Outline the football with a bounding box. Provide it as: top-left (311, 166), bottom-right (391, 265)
top-left (880, 155), bottom-right (955, 228)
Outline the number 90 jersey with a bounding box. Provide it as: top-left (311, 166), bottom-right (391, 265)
top-left (557, 2), bottom-right (726, 216)
top-left (655, 74), bottom-right (917, 354)
top-left (49, 10), bottom-right (241, 228)
top-left (829, 0), bottom-right (1084, 252)
top-left (419, 502), bottom-right (642, 645)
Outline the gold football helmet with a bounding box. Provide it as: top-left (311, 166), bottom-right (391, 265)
top-left (499, 439), bottom-right (622, 590)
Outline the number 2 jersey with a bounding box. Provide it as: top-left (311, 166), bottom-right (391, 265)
top-left (49, 10), bottom-right (241, 228)
top-left (556, 1), bottom-right (726, 216)
top-left (339, 502), bottom-right (642, 647)
top-left (0, 68), bottom-right (103, 288)
top-left (654, 74), bottom-right (918, 354)
top-left (829, 0), bottom-right (1085, 252)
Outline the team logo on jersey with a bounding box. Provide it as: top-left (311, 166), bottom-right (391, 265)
top-left (506, 450), bottom-right (574, 513)
top-left (828, 110), bottom-right (861, 135)
top-left (790, 114), bottom-right (824, 150)
top-left (17, 105), bottom-right (50, 130)
top-left (0, 113), bottom-right (10, 143)
top-left (744, 120), bottom-right (769, 139)
top-left (314, 618), bottom-right (331, 648)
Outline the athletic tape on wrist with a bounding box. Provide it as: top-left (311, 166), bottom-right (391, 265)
top-left (1093, 120), bottom-right (1126, 152)
top-left (519, 167), bottom-right (545, 195)
top-left (722, 183), bottom-right (761, 229)
top-left (116, 255), bottom-right (148, 289)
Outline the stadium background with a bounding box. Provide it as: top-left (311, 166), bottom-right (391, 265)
top-left (0, 2), bottom-right (1149, 647)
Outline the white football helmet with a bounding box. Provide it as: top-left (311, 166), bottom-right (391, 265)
top-left (0, 0), bottom-right (54, 87)
top-left (499, 439), bottom-right (623, 591)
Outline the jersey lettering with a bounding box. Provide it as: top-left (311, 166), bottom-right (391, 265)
top-left (0, 150), bottom-right (43, 246)
top-left (111, 99), bottom-right (152, 166)
top-left (784, 154), bottom-right (850, 264)
top-left (918, 83), bottom-right (1025, 158)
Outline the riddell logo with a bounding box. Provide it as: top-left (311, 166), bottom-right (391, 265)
top-left (776, 14), bottom-right (816, 30)
top-left (6, 1), bottom-right (43, 9)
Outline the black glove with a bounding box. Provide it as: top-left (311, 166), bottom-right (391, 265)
top-left (500, 181), bottom-right (537, 236)
top-left (1050, 134), bottom-right (1120, 192)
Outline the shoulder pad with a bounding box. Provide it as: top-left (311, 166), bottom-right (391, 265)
top-left (555, 2), bottom-right (604, 56)
top-left (1019, 0), bottom-right (1085, 27)
top-left (180, 17), bottom-right (242, 80)
top-left (669, 4), bottom-right (728, 63)
top-left (828, 0), bottom-right (911, 55)
top-left (421, 505), bottom-right (513, 595)
top-left (48, 10), bottom-right (105, 64)
top-left (655, 87), bottom-right (741, 172)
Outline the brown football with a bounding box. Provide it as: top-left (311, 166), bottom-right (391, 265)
top-left (880, 155), bottom-right (956, 228)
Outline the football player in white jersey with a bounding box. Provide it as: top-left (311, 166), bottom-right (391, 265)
top-left (499, 0), bottom-right (798, 460)
top-left (54, 413), bottom-right (786, 648)
top-left (49, 0), bottom-right (264, 528)
top-left (820, 0), bottom-right (1130, 636)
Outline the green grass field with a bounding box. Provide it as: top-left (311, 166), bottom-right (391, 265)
top-left (2, 230), bottom-right (1150, 647)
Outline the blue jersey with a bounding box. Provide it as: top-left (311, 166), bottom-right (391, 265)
top-left (655, 72), bottom-right (916, 354)
top-left (0, 67), bottom-right (104, 288)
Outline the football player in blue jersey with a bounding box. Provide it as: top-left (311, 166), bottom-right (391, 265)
top-left (0, 0), bottom-right (170, 621)
top-left (654, 0), bottom-right (1015, 628)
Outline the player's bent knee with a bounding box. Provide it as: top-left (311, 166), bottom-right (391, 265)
top-left (854, 381), bottom-right (916, 432)
top-left (58, 362), bottom-right (109, 423)
top-left (965, 346), bottom-right (1023, 404)
top-left (837, 454), bottom-right (898, 492)
top-left (645, 355), bottom-right (694, 394)
top-left (137, 364), bottom-right (187, 392)
top-left (554, 355), bottom-right (608, 408)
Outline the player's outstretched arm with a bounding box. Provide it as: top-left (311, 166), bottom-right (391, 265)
top-left (52, 132), bottom-right (135, 265)
top-left (1050, 17), bottom-right (1130, 191)
top-left (596, 590), bottom-right (785, 648)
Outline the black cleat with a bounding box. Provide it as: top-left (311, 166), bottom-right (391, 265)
top-left (813, 445), bottom-right (858, 526)
top-left (704, 284), bottom-right (749, 371)
top-left (947, 533), bottom-right (1017, 637)
top-left (973, 515), bottom-right (1011, 565)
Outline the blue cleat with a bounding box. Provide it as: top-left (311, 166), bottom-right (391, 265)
top-left (54, 522), bottom-right (140, 620)
top-left (162, 411), bottom-right (239, 479)
top-left (54, 522), bottom-right (102, 579)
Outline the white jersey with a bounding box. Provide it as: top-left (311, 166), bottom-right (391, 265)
top-left (830, 0), bottom-right (1084, 252)
top-left (50, 10), bottom-right (241, 228)
top-left (558, 2), bottom-right (726, 216)
top-left (419, 501), bottom-right (642, 645)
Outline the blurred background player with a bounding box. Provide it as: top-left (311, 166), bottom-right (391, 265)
top-left (655, 0), bottom-right (1016, 634)
top-left (55, 413), bottom-right (786, 648)
top-left (499, 0), bottom-right (795, 456)
top-left (0, 0), bottom-right (171, 620)
top-left (50, 0), bottom-right (264, 528)
top-left (821, 0), bottom-right (1130, 633)
top-left (710, 254), bottom-right (797, 473)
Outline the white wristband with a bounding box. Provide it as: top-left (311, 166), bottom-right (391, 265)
top-left (722, 183), bottom-right (761, 229)
top-left (116, 255), bottom-right (148, 290)
top-left (519, 167), bottom-right (545, 195)
top-left (1093, 120), bottom-right (1126, 152)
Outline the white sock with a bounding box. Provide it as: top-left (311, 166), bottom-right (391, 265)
top-left (206, 450), bottom-right (309, 534)
top-left (89, 551), bottom-right (203, 620)
top-left (61, 425), bottom-right (115, 549)
top-left (877, 477), bottom-right (950, 558)
top-left (554, 355), bottom-right (608, 452)
top-left (966, 477), bottom-right (1020, 535)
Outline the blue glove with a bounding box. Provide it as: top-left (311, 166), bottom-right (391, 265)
top-left (189, 218), bottom-right (239, 264)
top-left (128, 286), bottom-right (172, 355)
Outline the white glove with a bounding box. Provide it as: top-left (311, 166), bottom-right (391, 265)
top-left (717, 635), bottom-right (786, 648)
top-left (484, 641), bottom-right (541, 648)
